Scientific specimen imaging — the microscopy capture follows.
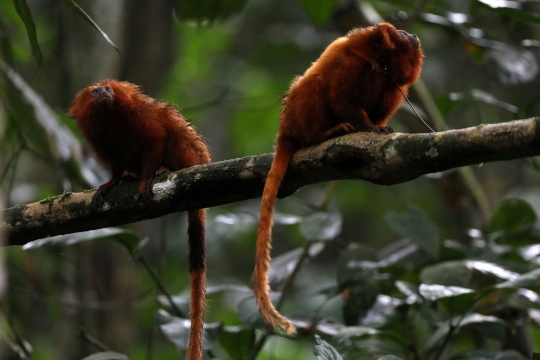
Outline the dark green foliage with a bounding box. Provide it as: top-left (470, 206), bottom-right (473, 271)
top-left (3, 0), bottom-right (540, 359)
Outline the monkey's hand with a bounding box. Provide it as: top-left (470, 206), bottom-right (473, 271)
top-left (93, 187), bottom-right (107, 207)
top-left (155, 167), bottom-right (170, 176)
top-left (340, 122), bottom-right (357, 133)
top-left (370, 61), bottom-right (382, 73)
top-left (138, 179), bottom-right (155, 209)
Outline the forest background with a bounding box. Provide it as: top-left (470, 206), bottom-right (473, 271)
top-left (2, 0), bottom-right (540, 359)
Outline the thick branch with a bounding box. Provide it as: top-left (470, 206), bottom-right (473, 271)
top-left (3, 118), bottom-right (540, 245)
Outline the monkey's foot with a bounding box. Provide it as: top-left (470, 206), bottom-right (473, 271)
top-left (155, 166), bottom-right (170, 176)
top-left (371, 126), bottom-right (395, 134)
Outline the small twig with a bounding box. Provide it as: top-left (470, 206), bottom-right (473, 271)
top-left (182, 88), bottom-right (229, 113)
top-left (412, 79), bottom-right (492, 225)
top-left (145, 218), bottom-right (169, 360)
top-left (0, 146), bottom-right (23, 183)
top-left (79, 328), bottom-right (111, 352)
top-left (132, 250), bottom-right (185, 318)
top-left (316, 181), bottom-right (338, 210)
top-left (397, 85), bottom-right (435, 133)
top-left (0, 300), bottom-right (33, 359)
top-left (276, 243), bottom-right (313, 311)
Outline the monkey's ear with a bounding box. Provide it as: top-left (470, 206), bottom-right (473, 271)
top-left (376, 29), bottom-right (396, 50)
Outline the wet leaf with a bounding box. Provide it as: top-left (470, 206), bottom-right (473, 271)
top-left (22, 228), bottom-right (139, 251)
top-left (421, 260), bottom-right (518, 287)
top-left (337, 243), bottom-right (377, 287)
top-left (236, 292), bottom-right (269, 330)
top-left (269, 243), bottom-right (325, 288)
top-left (80, 352), bottom-right (129, 360)
top-left (419, 284), bottom-right (475, 301)
top-left (1, 62), bottom-right (79, 161)
top-left (177, 0), bottom-right (248, 21)
top-left (299, 0), bottom-right (338, 26)
top-left (496, 267), bottom-right (540, 289)
top-left (335, 326), bottom-right (407, 350)
top-left (300, 211), bottom-right (342, 241)
top-left (214, 212), bottom-right (256, 225)
top-left (63, 0), bottom-right (121, 57)
top-left (218, 326), bottom-right (255, 359)
top-left (13, 0), bottom-right (42, 66)
top-left (313, 334), bottom-right (343, 360)
top-left (450, 349), bottom-right (528, 360)
top-left (491, 199), bottom-right (537, 233)
top-left (385, 205), bottom-right (439, 259)
top-left (156, 310), bottom-right (222, 352)
top-left (470, 89), bottom-right (519, 112)
top-left (377, 239), bottom-right (420, 267)
top-left (419, 284), bottom-right (477, 312)
top-left (423, 313), bottom-right (508, 352)
top-left (215, 212), bottom-right (301, 225)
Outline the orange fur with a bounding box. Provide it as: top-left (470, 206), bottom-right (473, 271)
top-left (254, 23), bottom-right (424, 333)
top-left (68, 80), bottom-right (211, 360)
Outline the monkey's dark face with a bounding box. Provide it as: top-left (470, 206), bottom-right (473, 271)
top-left (91, 85), bottom-right (114, 105)
top-left (398, 30), bottom-right (420, 48)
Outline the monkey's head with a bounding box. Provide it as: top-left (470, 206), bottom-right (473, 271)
top-left (68, 79), bottom-right (142, 119)
top-left (90, 84), bottom-right (114, 105)
top-left (348, 22), bottom-right (424, 85)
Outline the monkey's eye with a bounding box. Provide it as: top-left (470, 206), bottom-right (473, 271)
top-left (105, 86), bottom-right (112, 92)
top-left (92, 89), bottom-right (99, 94)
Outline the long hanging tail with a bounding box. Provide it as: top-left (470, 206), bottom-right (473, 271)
top-left (186, 208), bottom-right (207, 360)
top-left (254, 139), bottom-right (297, 334)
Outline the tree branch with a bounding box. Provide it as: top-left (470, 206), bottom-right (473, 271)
top-left (3, 118), bottom-right (540, 246)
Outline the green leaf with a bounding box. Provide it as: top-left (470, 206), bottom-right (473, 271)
top-left (236, 293), bottom-right (270, 331)
top-left (420, 284), bottom-right (477, 313)
top-left (0, 61), bottom-right (80, 162)
top-left (421, 260), bottom-right (518, 287)
top-left (269, 243), bottom-right (325, 288)
top-left (80, 352), bottom-right (129, 360)
top-left (533, 353), bottom-right (540, 360)
top-left (496, 267), bottom-right (540, 289)
top-left (377, 356), bottom-right (403, 360)
top-left (490, 198), bottom-right (537, 233)
top-left (63, 0), bottom-right (121, 57)
top-left (300, 211), bottom-right (342, 241)
top-left (156, 310), bottom-right (222, 352)
top-left (218, 326), bottom-right (255, 359)
top-left (449, 349), bottom-right (528, 360)
top-left (313, 334), bottom-right (343, 360)
top-left (475, 1), bottom-right (540, 25)
top-left (299, 0), bottom-right (338, 26)
top-left (335, 327), bottom-right (407, 349)
top-left (337, 243), bottom-right (377, 287)
top-left (12, 0), bottom-right (42, 66)
top-left (419, 284), bottom-right (475, 301)
top-left (377, 238), bottom-right (421, 267)
top-left (22, 228), bottom-right (139, 251)
top-left (176, 0), bottom-right (249, 21)
top-left (385, 205), bottom-right (439, 258)
top-left (423, 313), bottom-right (508, 352)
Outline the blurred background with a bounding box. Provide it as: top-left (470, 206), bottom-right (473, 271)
top-left (2, 0), bottom-right (540, 359)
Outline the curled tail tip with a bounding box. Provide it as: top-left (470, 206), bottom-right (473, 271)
top-left (262, 312), bottom-right (297, 335)
top-left (280, 321), bottom-right (297, 335)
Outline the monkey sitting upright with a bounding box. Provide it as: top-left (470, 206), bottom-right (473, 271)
top-left (253, 22), bottom-right (424, 334)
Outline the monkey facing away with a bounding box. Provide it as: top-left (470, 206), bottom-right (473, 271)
top-left (68, 79), bottom-right (210, 360)
top-left (254, 23), bottom-right (424, 334)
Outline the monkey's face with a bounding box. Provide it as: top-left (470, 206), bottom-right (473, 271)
top-left (91, 85), bottom-right (114, 105)
top-left (398, 29), bottom-right (420, 49)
